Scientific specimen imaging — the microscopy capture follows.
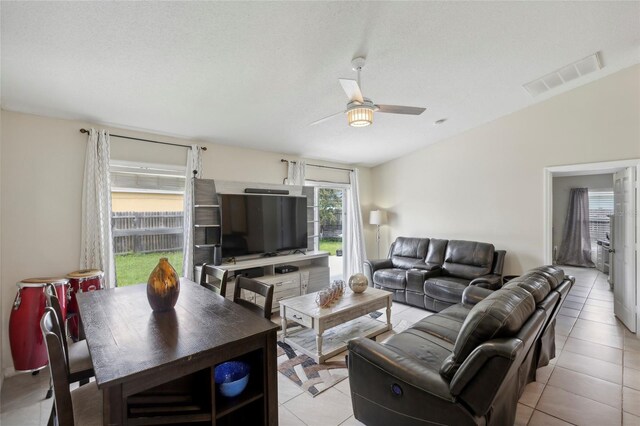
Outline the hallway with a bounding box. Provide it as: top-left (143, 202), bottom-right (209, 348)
top-left (516, 266), bottom-right (640, 425)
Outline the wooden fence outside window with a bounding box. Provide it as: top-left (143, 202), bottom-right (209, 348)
top-left (112, 211), bottom-right (183, 254)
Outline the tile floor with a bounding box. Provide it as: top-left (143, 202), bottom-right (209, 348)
top-left (1, 266), bottom-right (638, 425)
top-left (515, 266), bottom-right (640, 426)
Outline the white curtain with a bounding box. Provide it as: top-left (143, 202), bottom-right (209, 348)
top-left (287, 160), bottom-right (306, 185)
top-left (343, 169), bottom-right (366, 279)
top-left (182, 145), bottom-right (203, 280)
top-left (80, 129), bottom-right (116, 288)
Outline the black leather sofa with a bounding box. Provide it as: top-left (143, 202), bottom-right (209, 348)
top-left (364, 237), bottom-right (506, 312)
top-left (464, 265), bottom-right (574, 376)
top-left (347, 265), bottom-right (573, 426)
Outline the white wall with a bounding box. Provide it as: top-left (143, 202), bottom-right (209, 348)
top-left (552, 174), bottom-right (613, 255)
top-left (370, 64), bottom-right (640, 274)
top-left (0, 99), bottom-right (3, 391)
top-left (0, 110), bottom-right (373, 373)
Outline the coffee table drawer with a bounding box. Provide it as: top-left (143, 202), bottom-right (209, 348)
top-left (284, 307), bottom-right (312, 328)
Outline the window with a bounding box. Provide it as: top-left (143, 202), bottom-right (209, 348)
top-left (111, 160), bottom-right (186, 286)
top-left (588, 189), bottom-right (614, 252)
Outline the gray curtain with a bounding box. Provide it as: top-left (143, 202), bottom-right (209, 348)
top-left (557, 188), bottom-right (595, 267)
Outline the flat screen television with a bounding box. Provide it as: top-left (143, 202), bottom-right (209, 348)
top-left (219, 194), bottom-right (308, 257)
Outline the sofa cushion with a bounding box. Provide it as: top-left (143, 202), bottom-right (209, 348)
top-left (392, 257), bottom-right (429, 270)
top-left (390, 237), bottom-right (429, 267)
top-left (382, 328), bottom-right (453, 372)
top-left (424, 277), bottom-right (469, 304)
top-left (440, 286), bottom-right (535, 380)
top-left (442, 240), bottom-right (495, 280)
top-left (528, 265), bottom-right (565, 290)
top-left (412, 304), bottom-right (471, 344)
top-left (425, 238), bottom-right (448, 265)
top-left (503, 275), bottom-right (551, 304)
top-left (373, 269), bottom-right (407, 290)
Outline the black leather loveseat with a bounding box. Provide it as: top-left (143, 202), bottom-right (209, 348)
top-left (347, 265), bottom-right (573, 426)
top-left (364, 237), bottom-right (506, 312)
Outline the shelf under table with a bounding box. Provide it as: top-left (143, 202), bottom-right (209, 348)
top-left (283, 315), bottom-right (390, 363)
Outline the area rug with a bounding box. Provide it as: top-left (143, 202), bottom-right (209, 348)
top-left (276, 341), bottom-right (348, 397)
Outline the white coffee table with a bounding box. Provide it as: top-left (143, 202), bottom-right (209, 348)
top-left (279, 287), bottom-right (392, 363)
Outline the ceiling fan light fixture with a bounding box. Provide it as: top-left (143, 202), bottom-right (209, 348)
top-left (347, 106), bottom-right (374, 127)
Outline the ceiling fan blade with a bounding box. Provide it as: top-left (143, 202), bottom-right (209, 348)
top-left (309, 111), bottom-right (345, 126)
top-left (339, 79), bottom-right (364, 103)
top-left (376, 105), bottom-right (426, 115)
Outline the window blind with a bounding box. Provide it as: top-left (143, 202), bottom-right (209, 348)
top-left (588, 190), bottom-right (613, 248)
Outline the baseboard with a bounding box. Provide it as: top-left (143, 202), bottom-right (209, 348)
top-left (3, 366), bottom-right (17, 379)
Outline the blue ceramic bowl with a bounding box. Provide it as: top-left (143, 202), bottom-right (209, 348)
top-left (214, 361), bottom-right (250, 397)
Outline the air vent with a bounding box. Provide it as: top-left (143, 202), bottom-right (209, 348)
top-left (523, 53), bottom-right (602, 97)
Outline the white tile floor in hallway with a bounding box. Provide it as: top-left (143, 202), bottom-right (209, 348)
top-left (1, 266), bottom-right (638, 425)
top-left (516, 266), bottom-right (640, 426)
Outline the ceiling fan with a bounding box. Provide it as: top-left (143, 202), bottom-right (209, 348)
top-left (311, 57), bottom-right (427, 127)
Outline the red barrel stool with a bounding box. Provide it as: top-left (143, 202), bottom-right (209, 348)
top-left (66, 269), bottom-right (104, 341)
top-left (9, 277), bottom-right (69, 372)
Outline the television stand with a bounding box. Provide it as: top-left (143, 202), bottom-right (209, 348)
top-left (261, 252), bottom-right (279, 258)
top-left (292, 249), bottom-right (306, 255)
top-left (196, 251), bottom-right (330, 314)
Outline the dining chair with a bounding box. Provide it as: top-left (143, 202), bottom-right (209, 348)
top-left (233, 276), bottom-right (274, 320)
top-left (200, 264), bottom-right (228, 297)
top-left (41, 308), bottom-right (103, 426)
top-left (44, 284), bottom-right (94, 384)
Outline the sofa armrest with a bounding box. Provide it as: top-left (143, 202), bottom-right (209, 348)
top-left (406, 268), bottom-right (442, 293)
top-left (469, 274), bottom-right (502, 290)
top-left (462, 286), bottom-right (494, 306)
top-left (449, 338), bottom-right (521, 396)
top-left (348, 337), bottom-right (453, 401)
top-left (364, 259), bottom-right (393, 285)
top-left (411, 262), bottom-right (441, 272)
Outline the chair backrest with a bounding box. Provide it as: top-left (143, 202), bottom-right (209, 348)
top-left (440, 285), bottom-right (536, 380)
top-left (234, 276), bottom-right (274, 320)
top-left (442, 240), bottom-right (495, 279)
top-left (491, 250), bottom-right (507, 276)
top-left (389, 237), bottom-right (430, 269)
top-left (44, 284), bottom-right (70, 368)
top-left (41, 308), bottom-right (75, 426)
top-left (200, 264), bottom-right (228, 297)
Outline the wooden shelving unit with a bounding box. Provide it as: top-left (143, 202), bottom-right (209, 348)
top-left (192, 178), bottom-right (221, 273)
top-left (125, 348), bottom-right (270, 425)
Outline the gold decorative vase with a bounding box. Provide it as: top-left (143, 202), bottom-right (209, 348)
top-left (147, 258), bottom-right (180, 312)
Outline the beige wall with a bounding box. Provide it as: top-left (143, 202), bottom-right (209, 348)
top-left (0, 98), bottom-right (3, 391)
top-left (0, 110), bottom-right (373, 373)
top-left (370, 64), bottom-right (640, 274)
top-left (552, 174), bottom-right (613, 256)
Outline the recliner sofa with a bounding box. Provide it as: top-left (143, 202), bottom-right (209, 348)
top-left (364, 237), bottom-right (506, 312)
top-left (347, 265), bottom-right (573, 426)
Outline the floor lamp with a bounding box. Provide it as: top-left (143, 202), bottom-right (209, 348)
top-left (369, 210), bottom-right (387, 258)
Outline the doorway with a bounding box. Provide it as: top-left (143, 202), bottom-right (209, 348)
top-left (544, 159), bottom-right (640, 332)
top-left (309, 184), bottom-right (348, 281)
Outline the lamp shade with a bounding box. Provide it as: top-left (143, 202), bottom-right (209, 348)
top-left (347, 106), bottom-right (374, 127)
top-left (369, 210), bottom-right (387, 226)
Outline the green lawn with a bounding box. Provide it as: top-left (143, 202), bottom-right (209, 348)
top-left (319, 239), bottom-right (342, 256)
top-left (115, 251), bottom-right (184, 287)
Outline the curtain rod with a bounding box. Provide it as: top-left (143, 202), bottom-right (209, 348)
top-left (79, 129), bottom-right (207, 151)
top-left (280, 159), bottom-right (352, 172)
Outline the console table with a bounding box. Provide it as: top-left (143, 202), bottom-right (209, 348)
top-left (78, 279), bottom-right (279, 425)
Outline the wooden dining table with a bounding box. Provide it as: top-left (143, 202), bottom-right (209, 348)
top-left (77, 278), bottom-right (279, 425)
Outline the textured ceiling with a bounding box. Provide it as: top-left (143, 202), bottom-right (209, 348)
top-left (1, 2), bottom-right (639, 166)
